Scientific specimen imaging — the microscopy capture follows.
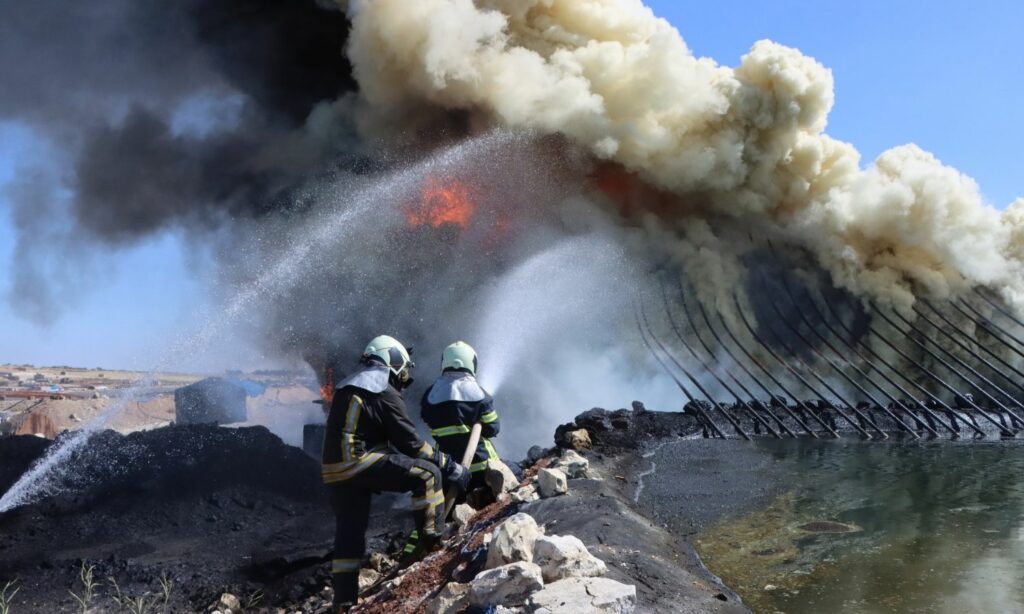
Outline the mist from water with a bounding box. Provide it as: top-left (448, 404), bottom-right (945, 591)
top-left (472, 234), bottom-right (685, 456)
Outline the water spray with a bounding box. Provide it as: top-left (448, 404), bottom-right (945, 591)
top-left (0, 132), bottom-right (519, 513)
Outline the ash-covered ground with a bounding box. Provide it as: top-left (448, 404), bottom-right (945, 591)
top-left (0, 426), bottom-right (406, 612)
top-left (0, 404), bottom-right (785, 613)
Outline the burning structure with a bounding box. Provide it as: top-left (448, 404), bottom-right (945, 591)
top-left (1, 0), bottom-right (1024, 541)
top-left (1, 2), bottom-right (1022, 611)
top-left (638, 264), bottom-right (1024, 441)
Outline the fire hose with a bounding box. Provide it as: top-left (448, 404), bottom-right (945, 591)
top-left (444, 422), bottom-right (482, 518)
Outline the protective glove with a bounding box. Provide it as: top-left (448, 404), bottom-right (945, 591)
top-left (431, 448), bottom-right (454, 472)
top-left (445, 460), bottom-right (470, 493)
top-left (430, 449), bottom-right (470, 492)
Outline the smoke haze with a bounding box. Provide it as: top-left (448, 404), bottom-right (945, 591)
top-left (346, 0), bottom-right (1024, 311)
top-left (2, 0), bottom-right (1023, 456)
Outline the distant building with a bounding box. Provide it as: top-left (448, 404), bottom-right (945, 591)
top-left (173, 378), bottom-right (247, 425)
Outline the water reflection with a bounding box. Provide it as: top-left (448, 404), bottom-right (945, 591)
top-left (696, 440), bottom-right (1024, 613)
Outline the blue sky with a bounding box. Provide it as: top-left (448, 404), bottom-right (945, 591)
top-left (1, 1), bottom-right (1021, 370)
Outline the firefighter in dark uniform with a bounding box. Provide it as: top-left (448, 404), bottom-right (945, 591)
top-left (322, 335), bottom-right (469, 613)
top-left (420, 341), bottom-right (500, 496)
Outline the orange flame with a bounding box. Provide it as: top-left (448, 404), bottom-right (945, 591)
top-left (320, 368), bottom-right (334, 405)
top-left (405, 178), bottom-right (476, 230)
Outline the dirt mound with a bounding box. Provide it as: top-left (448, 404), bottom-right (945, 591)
top-left (0, 435), bottom-right (50, 495)
top-left (0, 425), bottom-right (339, 611)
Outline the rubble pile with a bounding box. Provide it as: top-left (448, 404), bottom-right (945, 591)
top-left (553, 403), bottom-right (699, 453)
top-left (352, 448), bottom-right (638, 614)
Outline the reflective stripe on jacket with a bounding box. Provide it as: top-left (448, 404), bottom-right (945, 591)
top-left (421, 372), bottom-right (500, 473)
top-left (322, 365), bottom-right (434, 484)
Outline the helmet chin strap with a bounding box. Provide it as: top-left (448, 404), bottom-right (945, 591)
top-left (391, 371), bottom-right (414, 390)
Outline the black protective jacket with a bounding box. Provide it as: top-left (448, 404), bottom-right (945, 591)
top-left (322, 364), bottom-right (433, 484)
top-left (420, 372), bottom-right (500, 473)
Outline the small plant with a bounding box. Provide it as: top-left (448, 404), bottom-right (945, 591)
top-left (108, 575), bottom-right (161, 614)
top-left (69, 562), bottom-right (98, 613)
top-left (125, 595), bottom-right (148, 614)
top-left (108, 576), bottom-right (127, 611)
top-left (245, 589), bottom-right (264, 610)
top-left (0, 580), bottom-right (20, 614)
top-left (158, 574), bottom-right (173, 613)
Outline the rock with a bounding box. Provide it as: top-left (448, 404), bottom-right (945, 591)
top-left (495, 607), bottom-right (525, 614)
top-left (427, 582), bottom-right (470, 614)
top-left (556, 449), bottom-right (589, 479)
top-left (470, 562), bottom-right (544, 607)
top-left (511, 484), bottom-right (539, 504)
top-left (369, 551), bottom-right (395, 573)
top-left (631, 401), bottom-right (646, 414)
top-left (610, 415), bottom-right (630, 430)
top-left (453, 503), bottom-right (475, 528)
top-left (486, 513), bottom-right (542, 569)
top-left (763, 584), bottom-right (778, 591)
top-left (575, 408), bottom-right (612, 432)
top-left (565, 428), bottom-right (592, 450)
top-left (526, 445), bottom-right (548, 464)
top-left (528, 577), bottom-right (637, 613)
top-left (217, 593), bottom-right (241, 612)
top-left (537, 468), bottom-right (568, 498)
top-left (533, 535), bottom-right (607, 582)
top-left (358, 568), bottom-right (380, 592)
top-left (486, 459), bottom-right (520, 496)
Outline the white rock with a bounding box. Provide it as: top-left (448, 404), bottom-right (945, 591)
top-left (486, 513), bottom-right (542, 569)
top-left (533, 535), bottom-right (608, 582)
top-left (470, 562), bottom-right (544, 607)
top-left (495, 607), bottom-right (525, 614)
top-left (537, 468), bottom-right (568, 498)
top-left (427, 582), bottom-right (470, 614)
top-left (358, 568), bottom-right (380, 592)
top-left (486, 459), bottom-right (521, 496)
top-left (528, 577), bottom-right (637, 613)
top-left (369, 551), bottom-right (395, 572)
top-left (556, 450), bottom-right (590, 479)
top-left (511, 484), bottom-right (539, 504)
top-left (218, 593), bottom-right (240, 612)
top-left (453, 503), bottom-right (476, 528)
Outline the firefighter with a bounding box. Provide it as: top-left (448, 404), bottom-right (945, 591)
top-left (420, 341), bottom-right (500, 497)
top-left (322, 335), bottom-right (469, 613)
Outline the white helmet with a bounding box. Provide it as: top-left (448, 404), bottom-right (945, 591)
top-left (441, 341), bottom-right (478, 374)
top-left (363, 335), bottom-right (414, 381)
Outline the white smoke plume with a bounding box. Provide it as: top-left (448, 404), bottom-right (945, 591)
top-left (343, 0), bottom-right (1024, 313)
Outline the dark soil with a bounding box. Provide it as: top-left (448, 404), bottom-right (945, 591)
top-left (635, 438), bottom-right (792, 538)
top-left (0, 425), bottom-right (404, 612)
top-left (0, 435), bottom-right (49, 495)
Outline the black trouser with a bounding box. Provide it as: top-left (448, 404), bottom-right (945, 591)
top-left (328, 453), bottom-right (444, 607)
